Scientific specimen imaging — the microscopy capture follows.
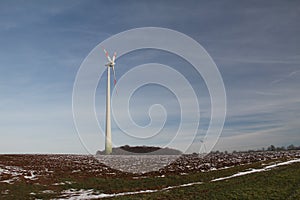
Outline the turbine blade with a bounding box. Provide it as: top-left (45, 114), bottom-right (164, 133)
top-left (103, 48), bottom-right (112, 62)
top-left (112, 52), bottom-right (117, 62)
top-left (112, 66), bottom-right (117, 86)
top-left (112, 66), bottom-right (118, 95)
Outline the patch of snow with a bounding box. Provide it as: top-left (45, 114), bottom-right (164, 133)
top-left (24, 171), bottom-right (38, 180)
top-left (1, 189), bottom-right (9, 195)
top-left (265, 159), bottom-right (300, 169)
top-left (216, 166), bottom-right (233, 170)
top-left (1, 178), bottom-right (17, 184)
top-left (53, 182), bottom-right (66, 186)
top-left (52, 181), bottom-right (73, 186)
top-left (132, 176), bottom-right (147, 179)
top-left (212, 158), bottom-right (300, 182)
top-left (42, 190), bottom-right (54, 194)
top-left (212, 168), bottom-right (263, 182)
top-left (57, 182), bottom-right (203, 199)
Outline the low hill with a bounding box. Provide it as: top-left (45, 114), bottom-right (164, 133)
top-left (96, 145), bottom-right (182, 155)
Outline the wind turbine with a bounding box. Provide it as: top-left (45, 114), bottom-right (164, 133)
top-left (103, 48), bottom-right (117, 155)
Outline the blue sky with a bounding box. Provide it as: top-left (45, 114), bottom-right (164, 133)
top-left (0, 0), bottom-right (299, 153)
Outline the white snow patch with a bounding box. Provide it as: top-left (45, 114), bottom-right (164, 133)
top-left (57, 182), bottom-right (203, 199)
top-left (53, 181), bottom-right (73, 186)
top-left (212, 158), bottom-right (300, 182)
top-left (105, 172), bottom-right (116, 175)
top-left (53, 182), bottom-right (66, 186)
top-left (0, 165), bottom-right (38, 183)
top-left (42, 190), bottom-right (55, 194)
top-left (264, 159), bottom-right (300, 169)
top-left (24, 171), bottom-right (38, 180)
top-left (1, 177), bottom-right (19, 184)
top-left (1, 179), bottom-right (16, 184)
top-left (132, 176), bottom-right (147, 179)
top-left (1, 189), bottom-right (9, 195)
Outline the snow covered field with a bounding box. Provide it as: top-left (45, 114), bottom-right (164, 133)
top-left (56, 158), bottom-right (300, 199)
top-left (0, 151), bottom-right (299, 199)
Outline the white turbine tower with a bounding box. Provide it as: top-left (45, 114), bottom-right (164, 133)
top-left (103, 48), bottom-right (117, 155)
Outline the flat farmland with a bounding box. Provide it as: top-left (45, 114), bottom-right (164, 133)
top-left (0, 151), bottom-right (300, 199)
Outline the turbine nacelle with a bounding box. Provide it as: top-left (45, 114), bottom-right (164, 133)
top-left (103, 48), bottom-right (117, 87)
top-left (105, 62), bottom-right (115, 67)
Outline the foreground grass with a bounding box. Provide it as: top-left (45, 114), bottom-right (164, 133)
top-left (0, 158), bottom-right (299, 199)
top-left (113, 162), bottom-right (300, 200)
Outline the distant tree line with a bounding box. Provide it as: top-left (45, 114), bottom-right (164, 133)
top-left (211, 144), bottom-right (300, 154)
top-left (265, 144), bottom-right (300, 151)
